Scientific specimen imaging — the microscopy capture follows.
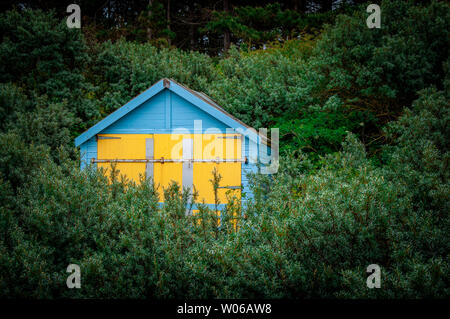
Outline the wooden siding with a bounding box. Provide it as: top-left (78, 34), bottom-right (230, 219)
top-left (80, 136), bottom-right (97, 170)
top-left (171, 92), bottom-right (228, 131)
top-left (77, 79), bottom-right (270, 208)
top-left (102, 91), bottom-right (166, 133)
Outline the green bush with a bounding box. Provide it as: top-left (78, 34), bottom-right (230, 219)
top-left (0, 1), bottom-right (448, 298)
top-left (1, 88), bottom-right (448, 298)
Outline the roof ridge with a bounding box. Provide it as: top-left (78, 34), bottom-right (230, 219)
top-left (75, 78), bottom-right (267, 147)
top-left (167, 78), bottom-right (251, 130)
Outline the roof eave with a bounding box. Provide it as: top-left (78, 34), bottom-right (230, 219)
top-left (75, 78), bottom-right (268, 147)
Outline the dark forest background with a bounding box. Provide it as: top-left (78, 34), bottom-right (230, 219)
top-left (0, 0), bottom-right (448, 298)
top-left (0, 0), bottom-right (429, 54)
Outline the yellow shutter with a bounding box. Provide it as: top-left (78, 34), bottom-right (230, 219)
top-left (96, 133), bottom-right (242, 205)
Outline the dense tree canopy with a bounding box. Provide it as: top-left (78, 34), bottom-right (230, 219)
top-left (0, 0), bottom-right (395, 55)
top-left (0, 0), bottom-right (448, 298)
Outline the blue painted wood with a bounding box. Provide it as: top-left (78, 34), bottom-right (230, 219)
top-left (80, 143), bottom-right (87, 170)
top-left (169, 82), bottom-right (260, 143)
top-left (102, 90), bottom-right (166, 133)
top-left (241, 136), bottom-right (257, 201)
top-left (75, 79), bottom-right (262, 147)
top-left (165, 89), bottom-right (171, 129)
top-left (171, 92), bottom-right (228, 131)
top-left (75, 80), bottom-right (164, 146)
top-left (76, 78), bottom-right (271, 207)
top-left (80, 137), bottom-right (97, 169)
top-left (101, 90), bottom-right (230, 134)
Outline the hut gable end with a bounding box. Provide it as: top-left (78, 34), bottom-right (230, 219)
top-left (100, 90), bottom-right (228, 134)
top-left (75, 78), bottom-right (257, 147)
top-left (75, 78), bottom-right (269, 206)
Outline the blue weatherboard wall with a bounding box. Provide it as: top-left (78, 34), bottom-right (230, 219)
top-left (79, 136), bottom-right (97, 170)
top-left (100, 90), bottom-right (229, 134)
top-left (76, 78), bottom-right (268, 204)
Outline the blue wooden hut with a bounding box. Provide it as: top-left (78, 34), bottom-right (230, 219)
top-left (75, 78), bottom-right (270, 210)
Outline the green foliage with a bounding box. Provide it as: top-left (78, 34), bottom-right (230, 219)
top-left (276, 95), bottom-right (365, 156)
top-left (135, 0), bottom-right (174, 44)
top-left (201, 1), bottom-right (449, 154)
top-left (0, 9), bottom-right (97, 123)
top-left (10, 97), bottom-right (77, 155)
top-left (0, 83), bottom-right (32, 132)
top-left (315, 0), bottom-right (450, 111)
top-left (91, 40), bottom-right (217, 116)
top-left (205, 42), bottom-right (319, 129)
top-left (382, 89), bottom-right (449, 259)
top-left (0, 1), bottom-right (448, 299)
top-left (0, 132), bottom-right (48, 193)
top-left (0, 8), bottom-right (99, 159)
top-left (1, 88), bottom-right (448, 297)
top-left (204, 3), bottom-right (340, 50)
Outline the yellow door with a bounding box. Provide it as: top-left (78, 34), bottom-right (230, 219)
top-left (97, 133), bottom-right (242, 205)
top-left (193, 133), bottom-right (242, 204)
top-left (97, 134), bottom-right (153, 183)
top-left (153, 134), bottom-right (183, 201)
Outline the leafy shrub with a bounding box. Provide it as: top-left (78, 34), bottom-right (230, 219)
top-left (0, 1), bottom-right (448, 299)
top-left (1, 88), bottom-right (448, 298)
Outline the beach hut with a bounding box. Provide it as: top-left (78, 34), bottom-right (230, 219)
top-left (75, 78), bottom-right (271, 210)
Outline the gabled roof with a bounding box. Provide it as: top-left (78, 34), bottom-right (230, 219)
top-left (75, 78), bottom-right (265, 147)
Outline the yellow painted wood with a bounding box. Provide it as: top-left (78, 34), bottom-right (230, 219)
top-left (199, 134), bottom-right (242, 159)
top-left (97, 134), bottom-right (153, 183)
top-left (97, 133), bottom-right (241, 205)
top-left (154, 133), bottom-right (241, 203)
top-left (194, 134), bottom-right (241, 203)
top-left (193, 163), bottom-right (241, 202)
top-left (153, 134), bottom-right (183, 201)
